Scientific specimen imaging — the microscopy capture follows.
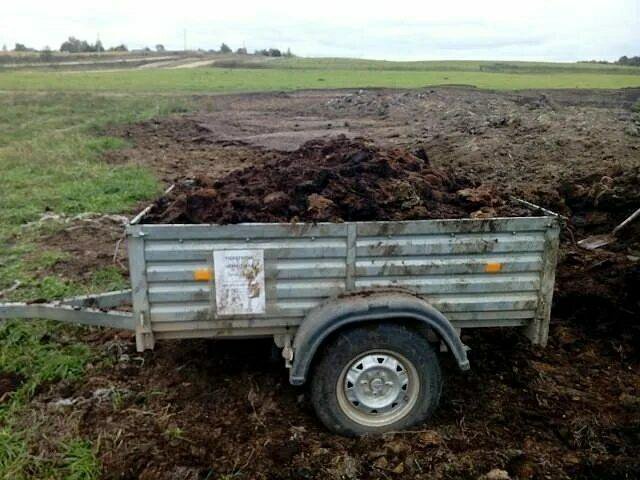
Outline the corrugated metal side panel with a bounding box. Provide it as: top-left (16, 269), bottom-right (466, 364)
top-left (144, 239), bottom-right (347, 261)
top-left (133, 218), bottom-right (554, 334)
top-left (356, 233), bottom-right (545, 256)
top-left (355, 222), bottom-right (547, 327)
top-left (142, 224), bottom-right (348, 332)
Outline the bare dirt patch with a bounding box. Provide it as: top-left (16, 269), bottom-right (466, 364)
top-left (19, 214), bottom-right (132, 286)
top-left (0, 371), bottom-right (24, 402)
top-left (105, 116), bottom-right (283, 184)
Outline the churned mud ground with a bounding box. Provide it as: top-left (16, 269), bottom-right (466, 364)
top-left (11, 87), bottom-right (640, 479)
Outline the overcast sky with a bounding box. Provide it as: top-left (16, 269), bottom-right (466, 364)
top-left (1, 0), bottom-right (638, 61)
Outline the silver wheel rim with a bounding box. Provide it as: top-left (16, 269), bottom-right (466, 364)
top-left (337, 349), bottom-right (420, 428)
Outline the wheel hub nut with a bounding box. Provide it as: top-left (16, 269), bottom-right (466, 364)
top-left (371, 377), bottom-right (384, 393)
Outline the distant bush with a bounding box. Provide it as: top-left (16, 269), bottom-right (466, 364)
top-left (60, 37), bottom-right (104, 53)
top-left (109, 44), bottom-right (128, 52)
top-left (236, 47), bottom-right (248, 55)
top-left (219, 43), bottom-right (232, 54)
top-left (156, 44), bottom-right (165, 52)
top-left (255, 48), bottom-right (284, 57)
top-left (14, 43), bottom-right (33, 52)
top-left (617, 55), bottom-right (640, 66)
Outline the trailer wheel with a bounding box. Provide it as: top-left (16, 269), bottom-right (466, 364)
top-left (310, 322), bottom-right (442, 436)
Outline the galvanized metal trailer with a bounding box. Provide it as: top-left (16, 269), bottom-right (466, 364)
top-left (0, 215), bottom-right (560, 435)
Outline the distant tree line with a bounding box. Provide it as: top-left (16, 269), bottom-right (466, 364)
top-left (255, 47), bottom-right (294, 57)
top-left (60, 37), bottom-right (133, 53)
top-left (215, 43), bottom-right (293, 57)
top-left (617, 56), bottom-right (640, 66)
top-left (580, 55), bottom-right (640, 66)
top-left (3, 38), bottom-right (294, 57)
top-left (60, 37), bottom-right (104, 53)
top-left (12, 43), bottom-right (35, 52)
top-left (1, 38), bottom-right (132, 53)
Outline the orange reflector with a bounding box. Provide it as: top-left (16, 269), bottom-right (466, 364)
top-left (194, 268), bottom-right (212, 281)
top-left (485, 262), bottom-right (502, 273)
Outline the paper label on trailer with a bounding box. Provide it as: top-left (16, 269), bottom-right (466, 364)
top-left (213, 249), bottom-right (266, 316)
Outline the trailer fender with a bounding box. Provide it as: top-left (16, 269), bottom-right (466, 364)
top-left (289, 290), bottom-right (470, 385)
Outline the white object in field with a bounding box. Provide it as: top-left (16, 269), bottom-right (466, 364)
top-left (214, 249), bottom-right (266, 316)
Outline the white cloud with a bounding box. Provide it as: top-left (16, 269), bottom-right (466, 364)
top-left (0, 0), bottom-right (638, 61)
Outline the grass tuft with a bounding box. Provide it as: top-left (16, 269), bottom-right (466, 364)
top-left (89, 266), bottom-right (128, 292)
top-left (0, 321), bottom-right (91, 402)
top-left (63, 440), bottom-right (101, 480)
top-left (0, 321), bottom-right (94, 480)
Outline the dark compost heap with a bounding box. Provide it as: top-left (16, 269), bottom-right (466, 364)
top-left (144, 136), bottom-right (526, 224)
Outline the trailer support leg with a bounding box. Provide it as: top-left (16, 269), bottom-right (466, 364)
top-left (135, 313), bottom-right (155, 352)
top-left (523, 318), bottom-right (543, 345)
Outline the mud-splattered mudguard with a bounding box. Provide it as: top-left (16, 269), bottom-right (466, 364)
top-left (289, 289), bottom-right (470, 385)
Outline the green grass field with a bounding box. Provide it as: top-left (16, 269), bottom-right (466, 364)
top-left (1, 57), bottom-right (640, 93)
top-left (229, 56), bottom-right (640, 74)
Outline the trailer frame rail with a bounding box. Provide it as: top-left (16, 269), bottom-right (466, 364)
top-left (0, 290), bottom-right (134, 330)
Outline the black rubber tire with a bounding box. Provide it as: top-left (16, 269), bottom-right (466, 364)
top-left (310, 322), bottom-right (442, 436)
